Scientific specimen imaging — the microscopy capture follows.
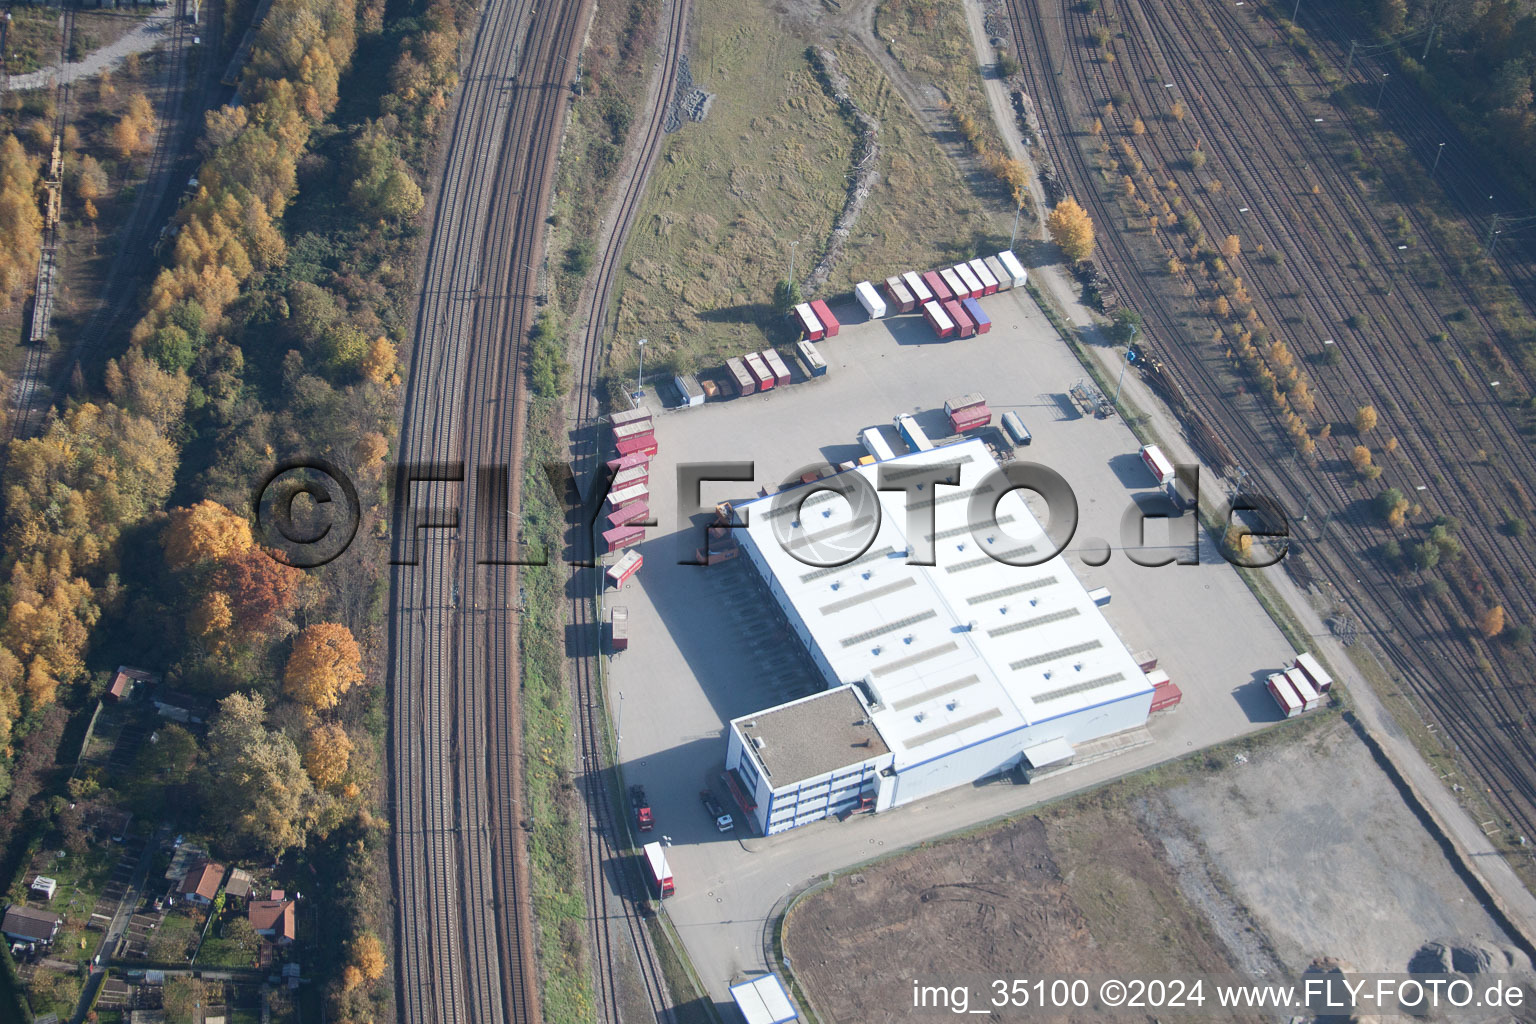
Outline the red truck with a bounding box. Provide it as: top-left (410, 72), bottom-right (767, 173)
top-left (630, 784), bottom-right (653, 831)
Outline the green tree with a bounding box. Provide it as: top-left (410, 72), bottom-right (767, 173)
top-left (205, 692), bottom-right (317, 855)
top-left (773, 278), bottom-right (803, 315)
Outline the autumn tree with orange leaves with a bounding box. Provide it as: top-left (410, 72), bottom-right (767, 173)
top-left (284, 623), bottom-right (365, 710)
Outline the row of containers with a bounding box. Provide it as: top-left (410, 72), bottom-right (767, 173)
top-left (601, 406), bottom-right (657, 558)
top-left (798, 249), bottom-right (1029, 343)
top-left (1265, 652), bottom-right (1335, 718)
top-left (722, 346), bottom-right (799, 397)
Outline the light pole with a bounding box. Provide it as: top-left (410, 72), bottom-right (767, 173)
top-left (634, 338), bottom-right (647, 400)
top-left (617, 691), bottom-right (624, 743)
top-left (1431, 141), bottom-right (1445, 180)
top-left (787, 239), bottom-right (799, 285)
top-left (1376, 72), bottom-right (1389, 111)
top-left (1010, 202), bottom-right (1024, 249)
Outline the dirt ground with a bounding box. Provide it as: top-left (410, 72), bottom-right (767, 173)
top-left (783, 718), bottom-right (1533, 1024)
top-left (784, 808), bottom-right (1266, 1023)
top-left (1156, 716), bottom-right (1525, 976)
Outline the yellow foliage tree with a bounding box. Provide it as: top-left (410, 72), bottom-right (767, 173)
top-left (1047, 197), bottom-right (1095, 262)
top-left (1354, 404), bottom-right (1378, 433)
top-left (302, 722), bottom-right (353, 788)
top-left (1221, 234), bottom-right (1241, 260)
top-left (162, 500), bottom-right (254, 570)
top-left (1349, 445), bottom-right (1373, 473)
top-left (0, 134), bottom-right (44, 310)
top-left (1479, 605), bottom-right (1506, 638)
top-left (350, 933), bottom-right (386, 982)
top-left (283, 622), bottom-right (365, 710)
top-left (362, 335), bottom-right (397, 385)
top-left (1131, 117), bottom-right (1146, 135)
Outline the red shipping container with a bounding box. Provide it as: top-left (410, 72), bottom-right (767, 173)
top-left (607, 451), bottom-right (652, 473)
top-left (792, 303), bottom-right (825, 341)
top-left (610, 407), bottom-right (653, 429)
top-left (943, 299), bottom-right (974, 338)
top-left (743, 352), bottom-right (775, 390)
top-left (940, 267), bottom-right (971, 300)
top-left (949, 406), bottom-right (992, 432)
top-left (608, 501), bottom-right (650, 528)
top-left (1149, 682), bottom-right (1183, 713)
top-left (603, 524), bottom-right (645, 554)
top-left (809, 299), bottom-right (840, 338)
top-left (761, 348), bottom-right (792, 386)
top-left (612, 464), bottom-right (649, 489)
top-left (615, 436), bottom-right (659, 457)
top-left (922, 270), bottom-right (953, 303)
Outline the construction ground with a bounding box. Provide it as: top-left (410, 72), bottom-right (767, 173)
top-left (782, 715), bottom-right (1533, 1023)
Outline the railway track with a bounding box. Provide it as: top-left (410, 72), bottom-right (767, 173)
top-left (1003, 0), bottom-right (1536, 850)
top-left (563, 0), bottom-right (690, 1020)
top-left (388, 1), bottom-right (587, 1022)
top-left (6, 0), bottom-right (205, 448)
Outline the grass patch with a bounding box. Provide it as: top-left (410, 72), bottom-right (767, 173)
top-left (609, 0), bottom-right (1003, 376)
top-left (3, 7), bottom-right (63, 75)
top-left (520, 400), bottom-right (596, 1024)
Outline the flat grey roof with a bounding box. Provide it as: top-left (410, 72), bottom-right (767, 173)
top-left (737, 687), bottom-right (889, 788)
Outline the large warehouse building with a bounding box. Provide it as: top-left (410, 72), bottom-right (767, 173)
top-left (723, 439), bottom-right (1153, 836)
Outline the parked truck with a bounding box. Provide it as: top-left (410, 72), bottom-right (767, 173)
top-left (894, 413), bottom-right (933, 452)
top-left (642, 841), bottom-right (674, 898)
top-left (630, 785), bottom-right (653, 831)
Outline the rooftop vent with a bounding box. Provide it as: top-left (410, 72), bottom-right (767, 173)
top-left (903, 634), bottom-right (915, 645)
top-left (914, 711), bottom-right (926, 722)
top-left (752, 736), bottom-right (767, 749)
top-left (946, 699), bottom-right (959, 711)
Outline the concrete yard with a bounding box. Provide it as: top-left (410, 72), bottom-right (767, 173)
top-left (601, 284), bottom-right (1300, 1002)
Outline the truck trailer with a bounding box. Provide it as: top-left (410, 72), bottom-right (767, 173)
top-left (903, 270), bottom-right (934, 304)
top-left (793, 303), bottom-right (824, 341)
top-left (1293, 652), bottom-right (1333, 693)
top-left (855, 281), bottom-right (887, 319)
top-left (883, 276), bottom-right (916, 312)
top-left (809, 299), bottom-right (840, 338)
top-left (860, 426), bottom-right (898, 462)
top-left (609, 606), bottom-right (629, 653)
top-left (894, 413), bottom-right (934, 452)
top-left (642, 841), bottom-right (674, 898)
top-left (796, 339), bottom-right (827, 377)
top-left (921, 300), bottom-right (955, 339)
top-left (1139, 443), bottom-right (1175, 486)
top-left (996, 249), bottom-right (1029, 289)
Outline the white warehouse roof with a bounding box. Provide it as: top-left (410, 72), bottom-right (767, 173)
top-left (737, 440), bottom-right (1150, 770)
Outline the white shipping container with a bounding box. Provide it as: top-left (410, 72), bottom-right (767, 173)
top-left (860, 427), bottom-right (897, 462)
top-left (793, 303), bottom-right (824, 339)
top-left (854, 281), bottom-right (887, 319)
top-left (1294, 652), bottom-right (1333, 693)
top-left (939, 267), bottom-right (967, 299)
top-left (953, 263), bottom-right (984, 298)
top-left (983, 255), bottom-right (1013, 290)
top-left (996, 249), bottom-right (1029, 288)
top-left (921, 299), bottom-right (955, 335)
top-left (968, 258), bottom-right (1000, 294)
top-left (903, 270), bottom-right (934, 303)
